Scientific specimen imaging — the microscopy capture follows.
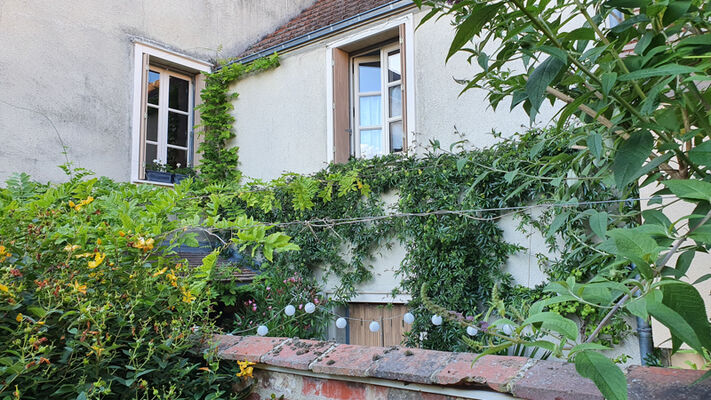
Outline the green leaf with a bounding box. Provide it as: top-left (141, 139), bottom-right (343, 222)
top-left (601, 72), bottom-right (617, 97)
top-left (647, 298), bottom-right (703, 352)
top-left (548, 211), bottom-right (570, 238)
top-left (619, 64), bottom-right (699, 81)
top-left (574, 351), bottom-right (628, 400)
top-left (662, 1), bottom-right (691, 26)
top-left (661, 281), bottom-right (711, 350)
top-left (613, 130), bottom-right (654, 189)
top-left (526, 56), bottom-right (566, 112)
top-left (446, 4), bottom-right (503, 61)
top-left (663, 180), bottom-right (711, 202)
top-left (625, 297), bottom-right (648, 320)
top-left (589, 210), bottom-right (608, 239)
top-left (569, 342), bottom-right (611, 354)
top-left (675, 249), bottom-right (695, 277)
top-left (456, 158), bottom-right (467, 173)
top-left (27, 306), bottom-right (47, 319)
top-left (688, 141), bottom-right (711, 166)
top-left (641, 209), bottom-right (672, 230)
top-left (606, 228), bottom-right (659, 276)
top-left (522, 312), bottom-right (579, 341)
top-left (529, 294), bottom-right (577, 315)
top-left (587, 133), bottom-right (603, 159)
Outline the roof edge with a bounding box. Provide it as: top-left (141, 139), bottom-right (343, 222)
top-left (224, 0), bottom-right (415, 68)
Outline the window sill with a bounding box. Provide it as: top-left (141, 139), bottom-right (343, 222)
top-left (131, 179), bottom-right (174, 188)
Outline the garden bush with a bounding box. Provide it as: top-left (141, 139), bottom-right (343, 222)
top-left (0, 171), bottom-right (294, 400)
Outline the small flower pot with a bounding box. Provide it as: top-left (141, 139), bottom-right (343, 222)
top-left (145, 170), bottom-right (172, 184)
top-left (172, 173), bottom-right (189, 184)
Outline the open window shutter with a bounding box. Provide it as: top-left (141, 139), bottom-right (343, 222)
top-left (139, 53), bottom-right (150, 179)
top-left (192, 73), bottom-right (206, 167)
top-left (398, 24), bottom-right (408, 153)
top-left (333, 48), bottom-right (350, 163)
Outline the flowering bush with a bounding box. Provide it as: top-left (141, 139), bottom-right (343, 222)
top-left (217, 265), bottom-right (331, 338)
top-left (0, 172), bottom-right (295, 399)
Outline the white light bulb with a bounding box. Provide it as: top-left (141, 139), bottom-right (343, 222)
top-left (257, 325), bottom-right (268, 336)
top-left (369, 321), bottom-right (380, 332)
top-left (431, 314), bottom-right (443, 326)
top-left (466, 326), bottom-right (478, 336)
top-left (304, 302), bottom-right (316, 314)
top-left (403, 312), bottom-right (415, 324)
top-left (502, 324), bottom-right (514, 335)
top-left (284, 305), bottom-right (295, 316)
top-left (336, 317), bottom-right (347, 329)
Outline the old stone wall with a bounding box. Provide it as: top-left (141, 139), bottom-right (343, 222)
top-left (213, 334), bottom-right (711, 400)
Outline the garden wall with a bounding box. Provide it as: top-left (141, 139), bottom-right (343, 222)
top-left (212, 334), bottom-right (711, 400)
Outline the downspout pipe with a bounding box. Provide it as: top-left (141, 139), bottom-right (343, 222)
top-left (633, 271), bottom-right (653, 364)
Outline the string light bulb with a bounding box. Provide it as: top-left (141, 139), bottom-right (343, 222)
top-left (257, 325), bottom-right (269, 336)
top-left (466, 326), bottom-right (478, 336)
top-left (336, 317), bottom-right (347, 329)
top-left (304, 302), bottom-right (316, 314)
top-left (284, 305), bottom-right (295, 316)
top-left (431, 314), bottom-right (443, 326)
top-left (369, 321), bottom-right (380, 332)
top-left (403, 312), bottom-right (414, 324)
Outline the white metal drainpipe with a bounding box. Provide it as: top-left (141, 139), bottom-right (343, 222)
top-left (257, 365), bottom-right (518, 400)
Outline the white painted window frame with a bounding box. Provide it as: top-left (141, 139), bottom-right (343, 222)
top-left (325, 13), bottom-right (416, 163)
top-left (352, 43), bottom-right (403, 158)
top-left (130, 42), bottom-right (211, 184)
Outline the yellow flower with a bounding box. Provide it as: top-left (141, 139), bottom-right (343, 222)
top-left (118, 231), bottom-right (126, 237)
top-left (63, 244), bottom-right (81, 252)
top-left (133, 237), bottom-right (155, 252)
top-left (16, 313), bottom-right (23, 322)
top-left (166, 271), bottom-right (178, 287)
top-left (69, 196), bottom-right (95, 211)
top-left (236, 360), bottom-right (255, 378)
top-left (180, 286), bottom-right (195, 304)
top-left (91, 344), bottom-right (104, 357)
top-left (0, 283), bottom-right (10, 294)
top-left (152, 266), bottom-right (168, 277)
top-left (88, 252), bottom-right (106, 269)
top-left (0, 245), bottom-right (10, 262)
top-left (96, 238), bottom-right (102, 245)
top-left (68, 201), bottom-right (76, 208)
top-left (75, 252), bottom-right (93, 259)
top-left (69, 281), bottom-right (87, 295)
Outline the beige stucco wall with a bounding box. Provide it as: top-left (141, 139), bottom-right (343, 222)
top-left (0, 0), bottom-right (314, 183)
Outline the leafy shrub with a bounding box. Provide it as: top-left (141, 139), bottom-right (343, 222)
top-left (0, 172), bottom-right (294, 399)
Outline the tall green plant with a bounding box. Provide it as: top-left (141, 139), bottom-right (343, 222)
top-left (415, 0), bottom-right (711, 398)
top-left (196, 54), bottom-right (280, 182)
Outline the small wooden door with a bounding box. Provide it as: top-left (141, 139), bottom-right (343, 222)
top-left (348, 303), bottom-right (411, 347)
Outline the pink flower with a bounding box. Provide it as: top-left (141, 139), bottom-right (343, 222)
top-left (314, 298), bottom-right (319, 305)
top-left (298, 304), bottom-right (303, 310)
top-left (268, 306), bottom-right (272, 310)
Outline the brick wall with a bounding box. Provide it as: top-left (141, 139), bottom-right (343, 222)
top-left (212, 335), bottom-right (711, 400)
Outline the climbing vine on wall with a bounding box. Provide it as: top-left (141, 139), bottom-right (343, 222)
top-left (214, 128), bottom-right (635, 352)
top-left (196, 54), bottom-right (280, 182)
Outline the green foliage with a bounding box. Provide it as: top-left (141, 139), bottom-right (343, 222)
top-left (414, 0), bottom-right (711, 397)
top-left (196, 54), bottom-right (280, 182)
top-left (0, 171), bottom-right (296, 399)
top-left (208, 127), bottom-right (634, 350)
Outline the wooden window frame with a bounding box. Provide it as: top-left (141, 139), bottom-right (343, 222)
top-left (351, 43), bottom-right (404, 158)
top-left (326, 14), bottom-right (415, 164)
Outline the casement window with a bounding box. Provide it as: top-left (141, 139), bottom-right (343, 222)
top-left (143, 67), bottom-right (193, 173)
top-left (352, 43), bottom-right (404, 158)
top-left (329, 18), bottom-right (414, 164)
top-left (131, 43), bottom-right (210, 184)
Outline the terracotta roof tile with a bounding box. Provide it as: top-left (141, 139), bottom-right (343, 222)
top-left (239, 0), bottom-right (397, 58)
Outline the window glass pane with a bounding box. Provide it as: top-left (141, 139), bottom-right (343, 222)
top-left (146, 106), bottom-right (158, 142)
top-left (387, 50), bottom-right (401, 82)
top-left (169, 76), bottom-right (189, 111)
top-left (145, 143), bottom-right (157, 167)
top-left (147, 70), bottom-right (160, 105)
top-left (389, 85), bottom-right (402, 118)
top-left (167, 147), bottom-right (188, 169)
top-left (167, 112), bottom-right (189, 147)
top-left (360, 129), bottom-right (383, 158)
top-left (358, 62), bottom-right (381, 92)
top-left (359, 95), bottom-right (381, 126)
top-left (389, 121), bottom-right (403, 153)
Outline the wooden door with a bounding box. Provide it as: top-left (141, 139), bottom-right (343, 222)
top-left (348, 303), bottom-right (411, 347)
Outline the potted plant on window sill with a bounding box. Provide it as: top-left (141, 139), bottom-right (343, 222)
top-left (145, 160), bottom-right (172, 184)
top-left (172, 164), bottom-right (196, 184)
